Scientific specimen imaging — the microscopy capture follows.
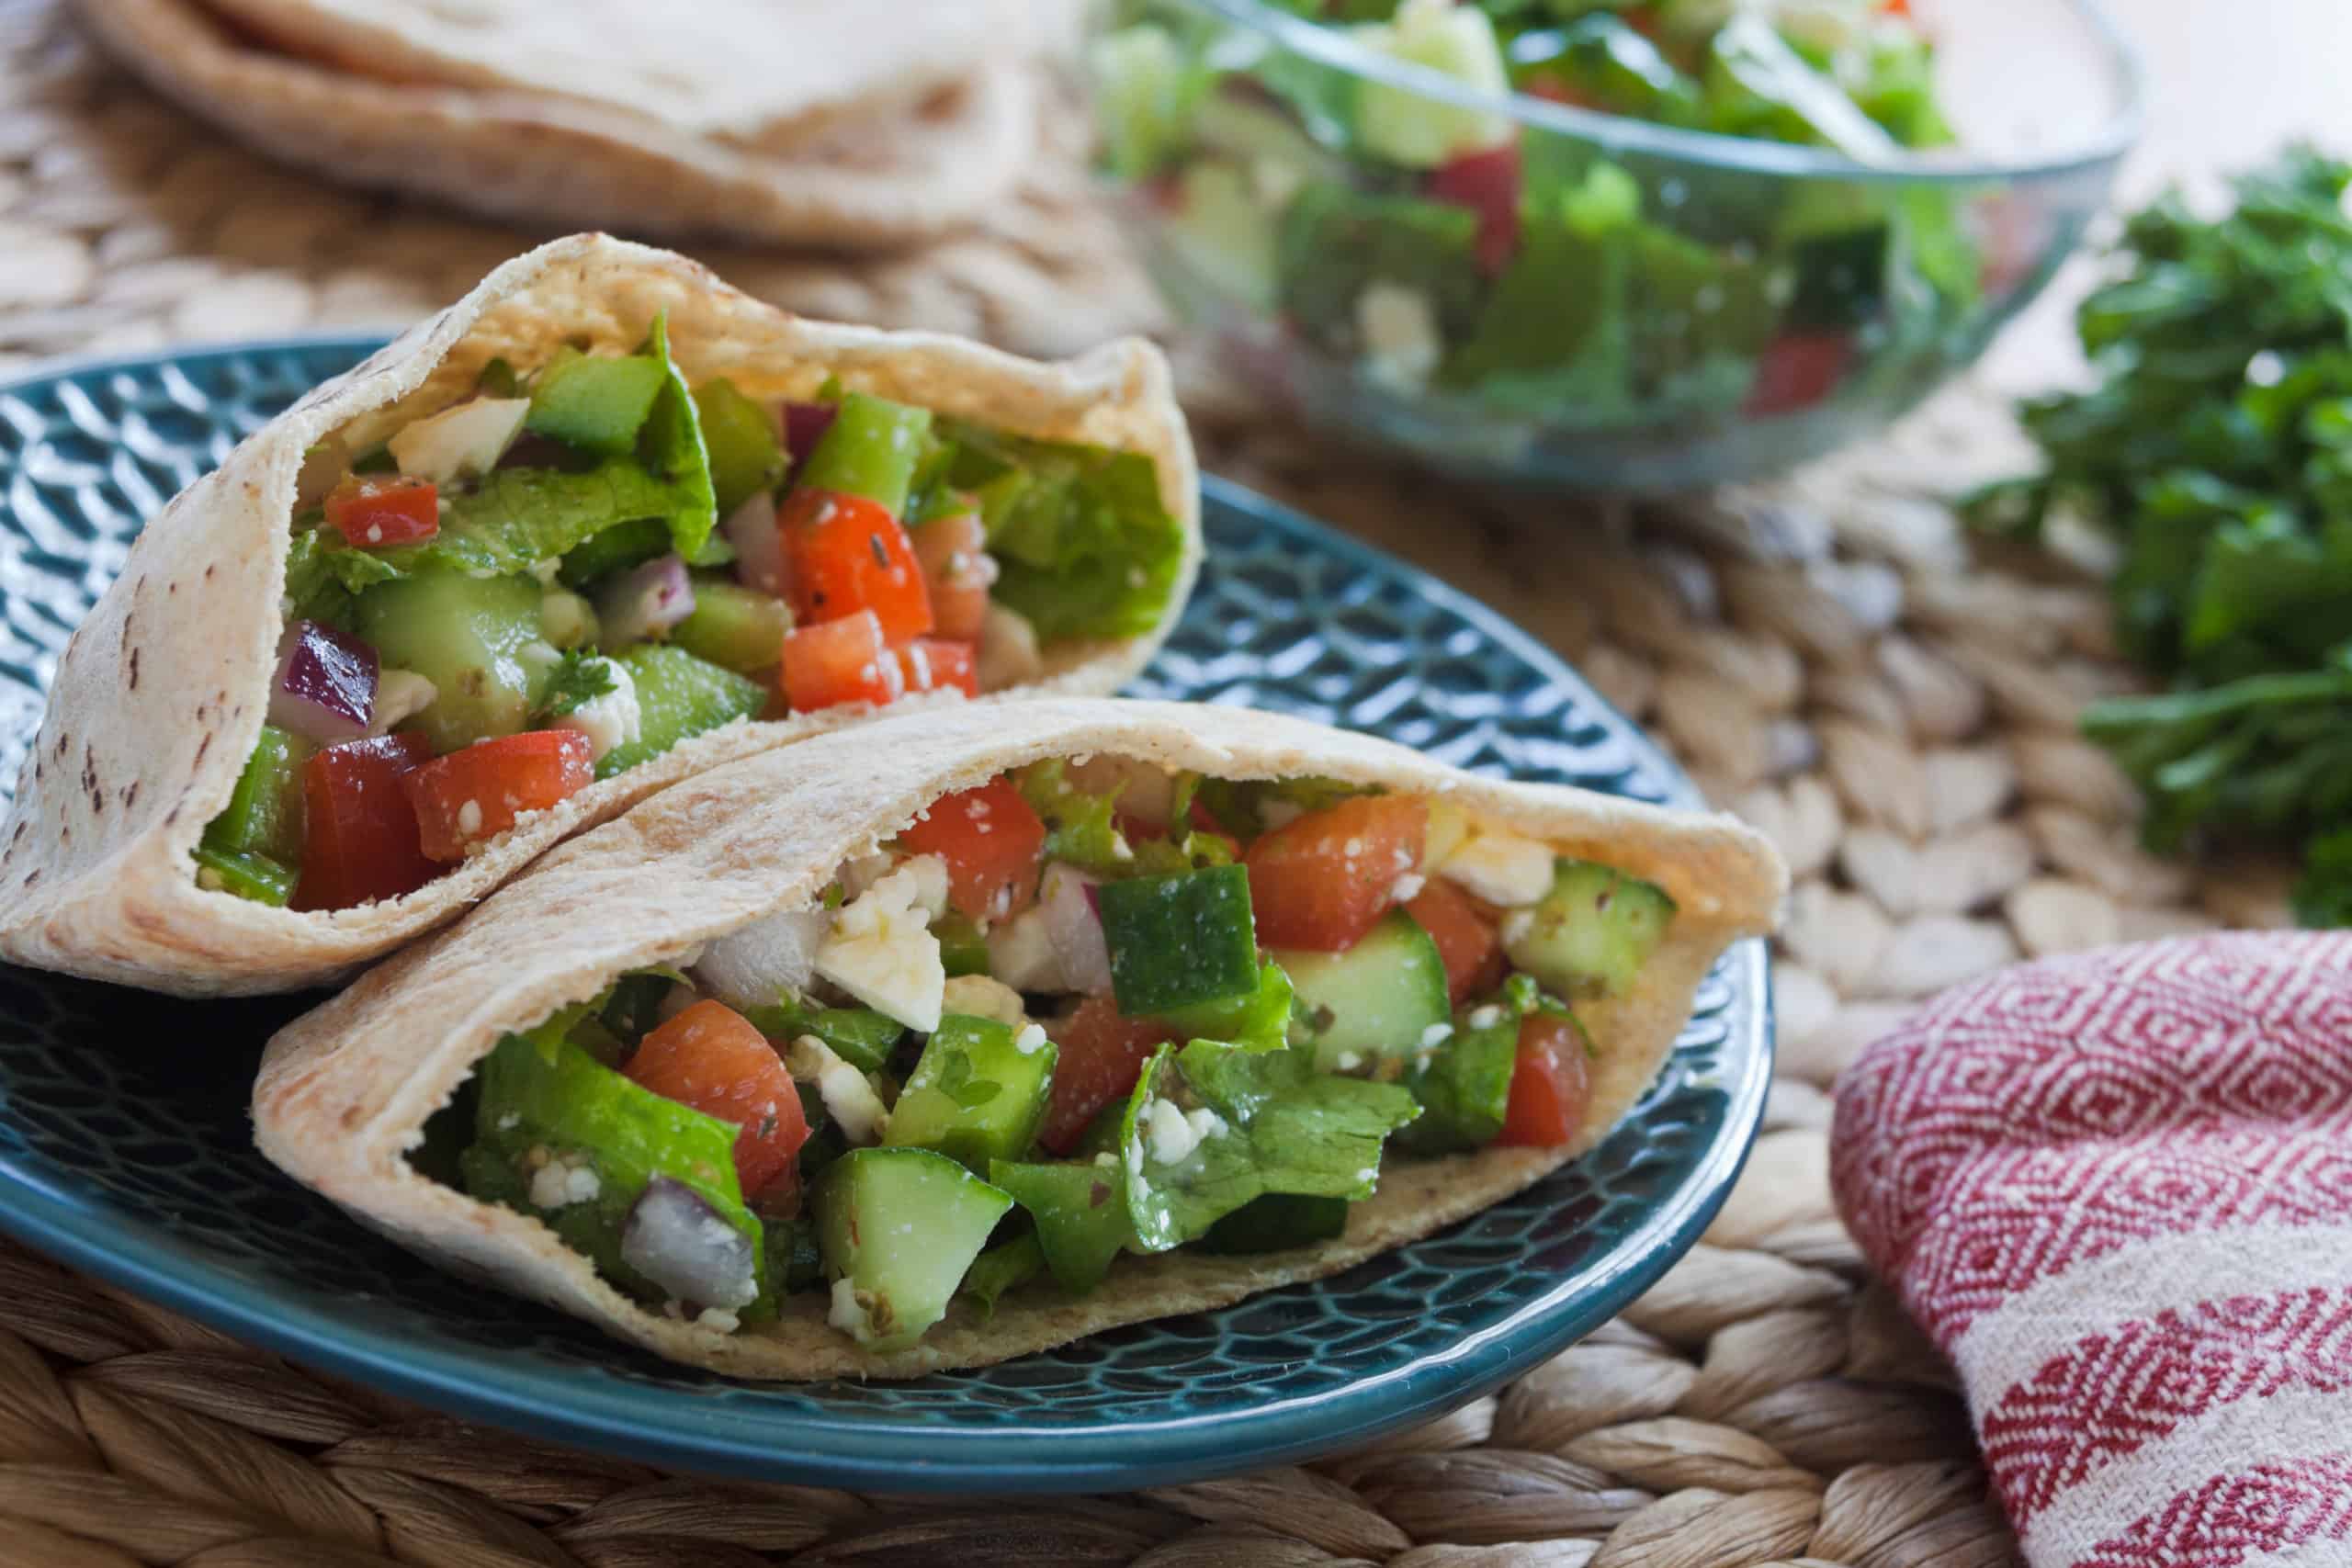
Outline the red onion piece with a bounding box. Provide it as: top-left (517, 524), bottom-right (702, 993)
top-left (988, 863), bottom-right (1111, 994)
top-left (620, 1177), bottom-right (759, 1311)
top-left (695, 905), bottom-right (828, 1009)
top-left (269, 618), bottom-right (378, 744)
top-left (783, 401), bottom-right (837, 484)
top-left (721, 491), bottom-right (788, 598)
top-left (594, 554), bottom-right (695, 647)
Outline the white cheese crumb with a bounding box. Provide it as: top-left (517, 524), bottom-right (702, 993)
top-left (1419, 1022), bottom-right (1454, 1049)
top-left (1095, 1151), bottom-right (1119, 1168)
top-left (787, 1034), bottom-right (889, 1145)
top-left (1013, 1022), bottom-right (1049, 1056)
top-left (551, 656), bottom-right (642, 763)
top-left (1356, 282), bottom-right (1442, 394)
top-left (1184, 1106), bottom-right (1228, 1144)
top-left (1439, 829), bottom-right (1555, 908)
top-left (941, 974), bottom-right (1026, 1029)
top-left (368, 668), bottom-right (437, 736)
top-left (1334, 1050), bottom-right (1364, 1073)
top-left (496, 1112), bottom-right (520, 1132)
top-left (1468, 1005), bottom-right (1505, 1031)
top-left (1391, 873), bottom-right (1427, 904)
top-left (455, 798), bottom-right (483, 838)
top-left (1500, 909), bottom-right (1536, 947)
top-left (695, 1307), bottom-right (741, 1333)
top-left (828, 1277), bottom-right (876, 1342)
top-left (387, 396), bottom-right (529, 484)
top-left (815, 863), bottom-right (947, 1032)
top-left (527, 1152), bottom-right (598, 1210)
top-left (1145, 1098), bottom-right (1203, 1166)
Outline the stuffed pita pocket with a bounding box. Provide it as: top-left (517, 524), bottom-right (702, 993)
top-left (74, 0), bottom-right (1041, 248)
top-left (0, 234), bottom-right (1198, 997)
top-left (254, 697), bottom-right (1784, 1380)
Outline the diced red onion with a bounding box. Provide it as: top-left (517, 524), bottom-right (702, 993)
top-left (268, 618), bottom-right (378, 744)
top-left (594, 554), bottom-right (695, 647)
top-left (621, 1177), bottom-right (759, 1311)
top-left (783, 401), bottom-right (837, 483)
top-left (721, 491), bottom-right (788, 599)
top-left (988, 863), bottom-right (1112, 994)
top-left (695, 906), bottom-right (828, 1009)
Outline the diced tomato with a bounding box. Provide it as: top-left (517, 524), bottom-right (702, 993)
top-left (910, 507), bottom-right (992, 642)
top-left (780, 488), bottom-right (933, 643)
top-left (1406, 878), bottom-right (1506, 1004)
top-left (626, 999), bottom-right (808, 1205)
top-left (401, 729), bottom-right (594, 863)
top-left (1743, 332), bottom-right (1854, 417)
top-left (1244, 794), bottom-right (1428, 952)
top-left (895, 637), bottom-right (978, 699)
top-left (779, 609), bottom-right (904, 712)
top-left (1038, 994), bottom-right (1179, 1155)
top-left (897, 776), bottom-right (1047, 922)
top-left (1497, 1013), bottom-right (1593, 1148)
top-left (1429, 141), bottom-right (1522, 276)
top-left (323, 473), bottom-right (439, 548)
top-left (291, 732), bottom-right (438, 911)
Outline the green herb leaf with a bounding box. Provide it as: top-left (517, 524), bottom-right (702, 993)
top-left (531, 649), bottom-right (616, 723)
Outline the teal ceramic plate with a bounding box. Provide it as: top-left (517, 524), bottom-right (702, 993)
top-left (0, 338), bottom-right (1770, 1492)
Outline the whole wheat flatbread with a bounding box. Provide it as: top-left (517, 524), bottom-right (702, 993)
top-left (253, 697), bottom-right (1786, 1380)
top-left (0, 235), bottom-right (1199, 998)
top-left (72, 0), bottom-right (1037, 248)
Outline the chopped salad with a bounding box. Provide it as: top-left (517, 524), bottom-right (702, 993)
top-left (196, 325), bottom-right (1183, 912)
top-left (417, 758), bottom-right (1677, 1349)
top-left (1092, 0), bottom-right (1978, 429)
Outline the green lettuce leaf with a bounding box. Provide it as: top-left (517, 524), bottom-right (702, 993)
top-left (638, 313), bottom-right (719, 562)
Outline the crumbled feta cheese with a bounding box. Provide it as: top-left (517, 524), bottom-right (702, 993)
top-left (1419, 1022), bottom-right (1454, 1049)
top-left (1095, 1151), bottom-right (1119, 1168)
top-left (496, 1112), bottom-right (520, 1131)
top-left (695, 1307), bottom-right (741, 1333)
top-left (1468, 1005), bottom-right (1505, 1031)
top-left (787, 1034), bottom-right (890, 1145)
top-left (828, 1277), bottom-right (876, 1341)
top-left (551, 656), bottom-right (642, 762)
top-left (1334, 1050), bottom-right (1364, 1073)
top-left (388, 396), bottom-right (530, 485)
top-left (1500, 909), bottom-right (1536, 947)
top-left (1356, 282), bottom-right (1442, 394)
top-left (815, 863), bottom-right (946, 1032)
top-left (455, 798), bottom-right (483, 838)
top-left (1125, 1138), bottom-right (1146, 1179)
top-left (1145, 1098), bottom-right (1202, 1166)
top-left (941, 974), bottom-right (1026, 1029)
top-left (1014, 1022), bottom-right (1049, 1056)
top-left (985, 863), bottom-right (1111, 994)
top-left (1184, 1106), bottom-right (1228, 1144)
top-left (527, 1152), bottom-right (598, 1210)
top-left (1438, 829), bottom-right (1555, 908)
top-left (1391, 873), bottom-right (1426, 904)
top-left (897, 853), bottom-right (951, 921)
top-left (368, 668), bottom-right (437, 736)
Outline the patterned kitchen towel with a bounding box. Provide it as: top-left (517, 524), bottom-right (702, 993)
top-left (1831, 931), bottom-right (2352, 1568)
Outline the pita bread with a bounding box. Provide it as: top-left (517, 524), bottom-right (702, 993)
top-left (254, 696), bottom-right (1785, 1380)
top-left (0, 235), bottom-right (1200, 998)
top-left (72, 0), bottom-right (1036, 247)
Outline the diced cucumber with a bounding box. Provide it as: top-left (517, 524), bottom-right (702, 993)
top-left (191, 843), bottom-right (294, 906)
top-left (958, 1232), bottom-right (1046, 1317)
top-left (1197, 1193), bottom-right (1348, 1256)
top-left (1278, 908), bottom-right (1450, 1073)
top-left (526, 347), bottom-right (666, 456)
top-left (1352, 1), bottom-right (1514, 167)
top-left (745, 998), bottom-right (904, 1075)
top-left (884, 1014), bottom-right (1057, 1173)
top-left (593, 644), bottom-right (766, 780)
top-left (1164, 161), bottom-right (1282, 313)
top-left (1504, 859), bottom-right (1676, 998)
top-left (933, 914), bottom-right (990, 978)
top-left (202, 723), bottom-right (311, 864)
top-left (794, 391), bottom-right (933, 515)
top-left (691, 378), bottom-right (785, 518)
top-left (813, 1147), bottom-right (1012, 1351)
top-left (353, 572), bottom-right (548, 753)
top-left (1152, 961), bottom-right (1293, 1050)
top-left (1097, 863), bottom-right (1261, 1017)
top-left (989, 1159), bottom-right (1135, 1293)
top-left (671, 573), bottom-right (792, 674)
top-left (1395, 1001), bottom-right (1520, 1156)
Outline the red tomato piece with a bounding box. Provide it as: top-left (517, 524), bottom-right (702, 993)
top-left (1244, 794), bottom-right (1428, 952)
top-left (779, 609), bottom-right (905, 713)
top-left (1744, 332), bottom-right (1854, 417)
top-left (626, 998), bottom-right (808, 1204)
top-left (323, 473), bottom-right (439, 548)
top-left (897, 776), bottom-right (1047, 922)
top-left (291, 732), bottom-right (438, 911)
top-left (910, 507), bottom-right (992, 642)
top-left (1428, 141), bottom-right (1522, 276)
top-left (1038, 994), bottom-right (1179, 1155)
top-left (780, 488), bottom-right (933, 643)
top-left (895, 637), bottom-right (979, 699)
top-left (1497, 1013), bottom-right (1593, 1148)
top-left (402, 729), bottom-right (594, 863)
top-left (1406, 878), bottom-right (1506, 1004)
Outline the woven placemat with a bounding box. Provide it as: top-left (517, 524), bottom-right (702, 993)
top-left (0, 0), bottom-right (2295, 1562)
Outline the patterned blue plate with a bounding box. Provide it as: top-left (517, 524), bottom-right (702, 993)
top-left (0, 338), bottom-right (1770, 1492)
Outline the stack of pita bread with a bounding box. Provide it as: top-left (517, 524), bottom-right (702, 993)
top-left (73, 0), bottom-right (1057, 250)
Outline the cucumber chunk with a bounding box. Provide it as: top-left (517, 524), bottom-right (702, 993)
top-left (671, 573), bottom-right (792, 674)
top-left (526, 347), bottom-right (666, 456)
top-left (691, 378), bottom-right (786, 518)
top-left (989, 1159), bottom-right (1135, 1293)
top-left (1098, 863), bottom-right (1260, 1016)
top-left (1165, 161), bottom-right (1281, 313)
top-left (813, 1147), bottom-right (1012, 1351)
top-left (353, 572), bottom-right (548, 753)
top-left (958, 1232), bottom-right (1046, 1317)
top-left (884, 1014), bottom-right (1057, 1173)
top-left (203, 723), bottom-right (312, 864)
top-left (1197, 1193), bottom-right (1348, 1256)
top-left (1504, 859), bottom-right (1677, 998)
top-left (191, 843), bottom-right (294, 906)
top-left (744, 998), bottom-right (903, 1075)
top-left (795, 391), bottom-right (933, 515)
top-left (1278, 908), bottom-right (1451, 1073)
top-left (593, 644), bottom-right (766, 780)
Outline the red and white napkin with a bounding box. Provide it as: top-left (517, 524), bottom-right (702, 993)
top-left (1831, 931), bottom-right (2352, 1568)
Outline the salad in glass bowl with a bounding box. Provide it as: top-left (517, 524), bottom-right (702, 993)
top-left (1089, 0), bottom-right (2140, 488)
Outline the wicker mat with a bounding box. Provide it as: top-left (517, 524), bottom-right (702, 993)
top-left (0, 1), bottom-right (2299, 1562)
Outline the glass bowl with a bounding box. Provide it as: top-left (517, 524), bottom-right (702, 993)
top-left (1084, 0), bottom-right (2143, 490)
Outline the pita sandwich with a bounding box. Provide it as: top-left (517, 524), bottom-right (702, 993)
top-left (254, 696), bottom-right (1784, 1380)
top-left (73, 0), bottom-right (1040, 248)
top-left (0, 234), bottom-right (1199, 997)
